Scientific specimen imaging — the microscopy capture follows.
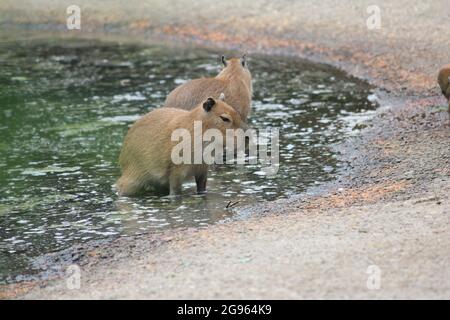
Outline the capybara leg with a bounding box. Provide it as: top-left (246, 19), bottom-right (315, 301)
top-left (195, 172), bottom-right (207, 194)
top-left (169, 175), bottom-right (182, 196)
top-left (116, 176), bottom-right (143, 197)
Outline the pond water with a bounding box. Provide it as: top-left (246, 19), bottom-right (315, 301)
top-left (0, 38), bottom-right (376, 282)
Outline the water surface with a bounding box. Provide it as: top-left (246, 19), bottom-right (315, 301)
top-left (0, 39), bottom-right (376, 282)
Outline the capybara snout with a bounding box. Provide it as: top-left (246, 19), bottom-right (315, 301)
top-left (438, 65), bottom-right (450, 112)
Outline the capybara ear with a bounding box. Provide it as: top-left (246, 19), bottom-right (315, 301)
top-left (218, 92), bottom-right (225, 101)
top-left (203, 97), bottom-right (216, 112)
top-left (221, 55), bottom-right (227, 67)
top-left (241, 53), bottom-right (247, 67)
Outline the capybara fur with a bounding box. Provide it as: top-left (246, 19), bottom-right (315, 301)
top-left (117, 97), bottom-right (247, 196)
top-left (438, 64), bottom-right (450, 111)
top-left (163, 55), bottom-right (253, 122)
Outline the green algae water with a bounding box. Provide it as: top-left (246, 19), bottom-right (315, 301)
top-left (0, 38), bottom-right (376, 282)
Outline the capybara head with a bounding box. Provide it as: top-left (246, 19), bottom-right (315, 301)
top-left (218, 54), bottom-right (252, 86)
top-left (200, 95), bottom-right (248, 133)
top-left (438, 65), bottom-right (450, 100)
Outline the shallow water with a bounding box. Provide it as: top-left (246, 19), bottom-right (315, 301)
top-left (0, 39), bottom-right (376, 282)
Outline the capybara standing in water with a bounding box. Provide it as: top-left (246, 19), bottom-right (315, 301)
top-left (163, 55), bottom-right (253, 122)
top-left (438, 64), bottom-right (450, 112)
top-left (116, 96), bottom-right (247, 196)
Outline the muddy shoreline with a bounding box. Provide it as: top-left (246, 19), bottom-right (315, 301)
top-left (0, 0), bottom-right (449, 299)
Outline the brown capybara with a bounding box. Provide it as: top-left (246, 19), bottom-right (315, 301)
top-left (163, 55), bottom-right (253, 122)
top-left (116, 96), bottom-right (247, 196)
top-left (438, 64), bottom-right (450, 111)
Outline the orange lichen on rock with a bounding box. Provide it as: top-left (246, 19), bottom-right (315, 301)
top-left (129, 20), bottom-right (152, 30)
top-left (0, 282), bottom-right (36, 299)
top-left (304, 181), bottom-right (410, 210)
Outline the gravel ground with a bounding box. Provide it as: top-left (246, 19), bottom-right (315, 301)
top-left (0, 0), bottom-right (449, 299)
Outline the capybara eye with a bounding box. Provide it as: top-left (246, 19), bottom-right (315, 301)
top-left (220, 116), bottom-right (231, 122)
top-left (221, 55), bottom-right (227, 67)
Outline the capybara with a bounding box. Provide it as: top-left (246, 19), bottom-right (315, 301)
top-left (438, 64), bottom-right (450, 111)
top-left (163, 55), bottom-right (253, 121)
top-left (117, 96), bottom-right (247, 196)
